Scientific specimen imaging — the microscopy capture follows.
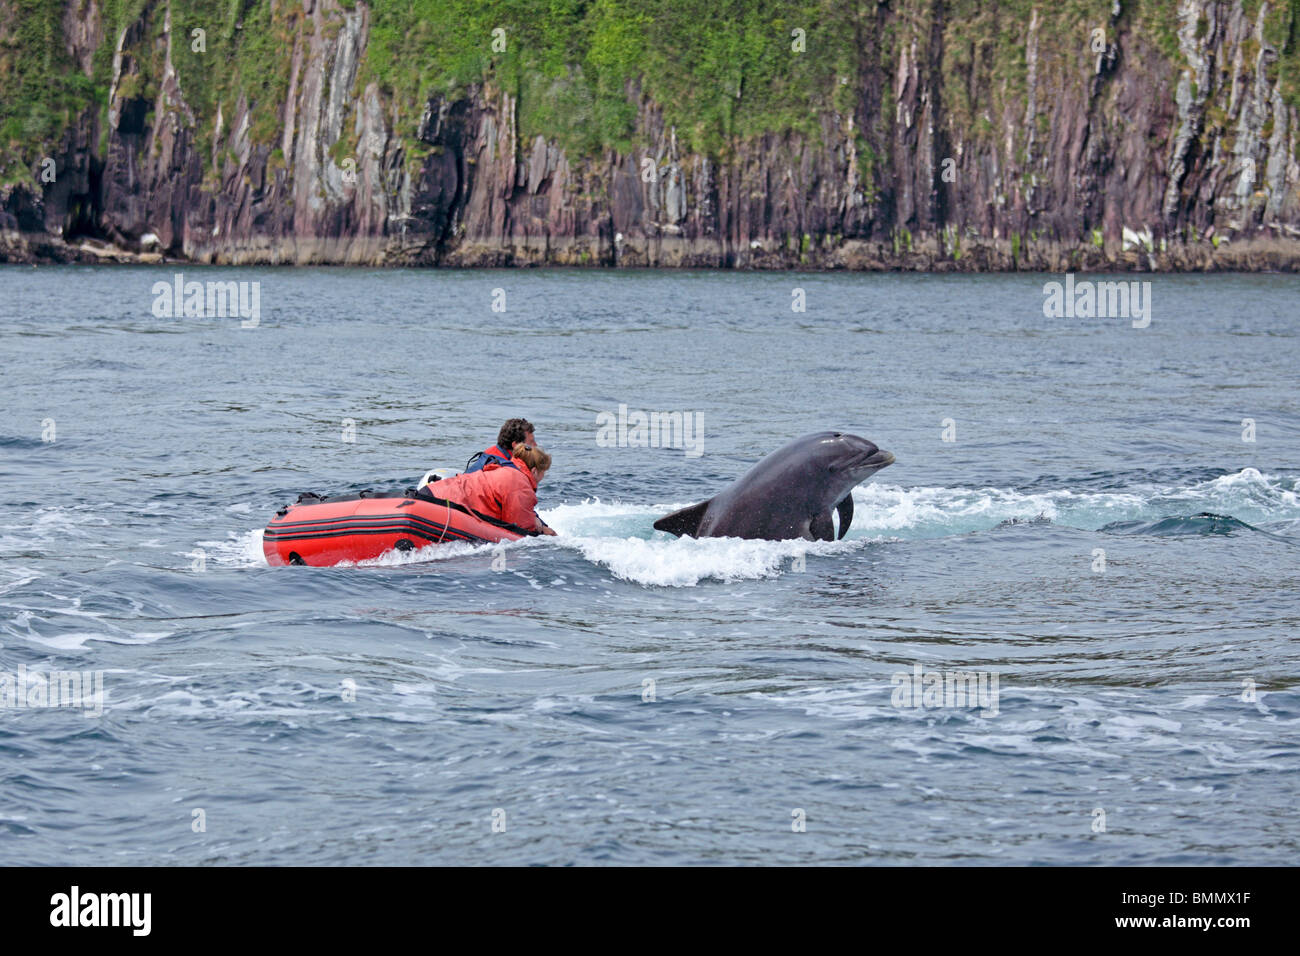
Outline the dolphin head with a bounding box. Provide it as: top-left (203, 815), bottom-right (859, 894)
top-left (815, 431), bottom-right (895, 484)
top-left (806, 431), bottom-right (893, 540)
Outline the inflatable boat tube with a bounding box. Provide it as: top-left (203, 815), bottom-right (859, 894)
top-left (263, 488), bottom-right (530, 567)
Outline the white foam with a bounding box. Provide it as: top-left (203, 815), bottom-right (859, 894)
top-left (558, 533), bottom-right (867, 587)
top-left (1101, 713), bottom-right (1183, 738)
top-left (1201, 467), bottom-right (1267, 489)
top-left (347, 538), bottom-right (511, 568)
top-left (194, 528), bottom-right (268, 568)
top-left (0, 505), bottom-right (111, 554)
top-left (1177, 468), bottom-right (1300, 517)
top-left (0, 570), bottom-right (43, 595)
top-left (20, 630), bottom-right (173, 650)
top-left (850, 468), bottom-right (1300, 536)
top-left (540, 497), bottom-right (690, 538)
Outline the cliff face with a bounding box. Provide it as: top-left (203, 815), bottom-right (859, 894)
top-left (2, 0), bottom-right (1299, 269)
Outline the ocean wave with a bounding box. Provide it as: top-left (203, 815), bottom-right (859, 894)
top-left (557, 533), bottom-right (865, 587)
top-left (207, 468), bottom-right (1298, 583)
top-left (849, 468), bottom-right (1299, 538)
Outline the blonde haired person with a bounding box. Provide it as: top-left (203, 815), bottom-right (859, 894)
top-left (431, 442), bottom-right (556, 535)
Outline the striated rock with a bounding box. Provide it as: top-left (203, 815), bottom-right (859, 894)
top-left (2, 0), bottom-right (1299, 270)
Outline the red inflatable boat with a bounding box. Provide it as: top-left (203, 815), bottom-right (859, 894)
top-left (262, 488), bottom-right (532, 567)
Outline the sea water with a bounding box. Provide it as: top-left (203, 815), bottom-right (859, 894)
top-left (1, 266), bottom-right (1296, 864)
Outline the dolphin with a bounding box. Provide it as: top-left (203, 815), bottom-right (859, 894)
top-left (653, 431), bottom-right (895, 541)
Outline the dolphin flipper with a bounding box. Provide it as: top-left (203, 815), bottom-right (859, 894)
top-left (653, 500), bottom-right (712, 537)
top-left (809, 512), bottom-right (835, 541)
top-left (809, 494), bottom-right (855, 541)
top-left (835, 493), bottom-right (854, 539)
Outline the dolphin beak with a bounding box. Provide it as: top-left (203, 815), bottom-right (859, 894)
top-left (868, 449), bottom-right (895, 468)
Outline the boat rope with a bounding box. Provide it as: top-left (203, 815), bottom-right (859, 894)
top-left (437, 501), bottom-right (452, 544)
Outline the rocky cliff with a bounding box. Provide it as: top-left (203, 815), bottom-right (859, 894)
top-left (2, 0), bottom-right (1298, 269)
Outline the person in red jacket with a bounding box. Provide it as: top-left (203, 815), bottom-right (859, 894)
top-left (464, 418), bottom-right (536, 474)
top-left (459, 417), bottom-right (553, 534)
top-left (432, 443), bottom-right (557, 535)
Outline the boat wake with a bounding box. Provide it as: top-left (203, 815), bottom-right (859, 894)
top-left (843, 467), bottom-right (1299, 539)
top-left (182, 468), bottom-right (1300, 586)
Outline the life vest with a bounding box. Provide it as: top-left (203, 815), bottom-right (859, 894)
top-left (464, 444), bottom-right (519, 474)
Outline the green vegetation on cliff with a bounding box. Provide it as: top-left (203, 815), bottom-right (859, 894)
top-left (0, 0), bottom-right (98, 175)
top-left (363, 0), bottom-right (864, 156)
top-left (1, 0), bottom-right (1298, 186)
top-left (0, 0), bottom-right (294, 180)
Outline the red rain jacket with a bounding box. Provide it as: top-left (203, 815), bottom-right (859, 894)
top-left (433, 457), bottom-right (541, 532)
